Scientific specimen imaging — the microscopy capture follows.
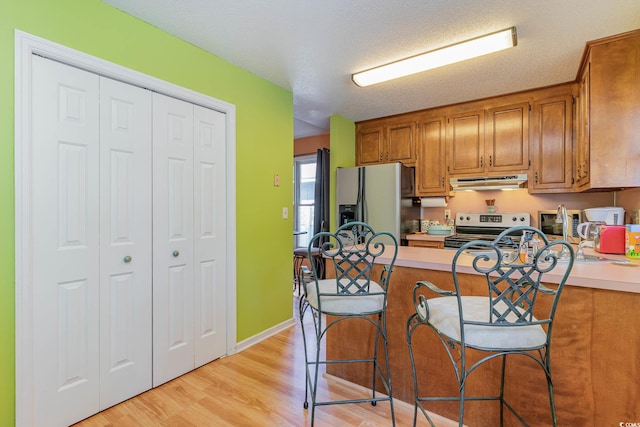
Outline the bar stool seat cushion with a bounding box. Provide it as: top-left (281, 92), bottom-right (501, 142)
top-left (418, 296), bottom-right (547, 350)
top-left (305, 279), bottom-right (385, 315)
top-left (294, 247), bottom-right (321, 257)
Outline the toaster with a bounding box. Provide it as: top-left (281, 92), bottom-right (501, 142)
top-left (595, 225), bottom-right (626, 254)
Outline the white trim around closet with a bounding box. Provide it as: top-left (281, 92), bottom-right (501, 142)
top-left (14, 29), bottom-right (237, 427)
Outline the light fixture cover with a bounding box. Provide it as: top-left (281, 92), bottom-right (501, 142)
top-left (352, 27), bottom-right (517, 87)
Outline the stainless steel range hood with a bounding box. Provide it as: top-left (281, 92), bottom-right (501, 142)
top-left (450, 174), bottom-right (528, 191)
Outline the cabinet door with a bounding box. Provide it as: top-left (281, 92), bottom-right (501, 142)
top-left (416, 116), bottom-right (447, 195)
top-left (485, 102), bottom-right (529, 172)
top-left (356, 126), bottom-right (384, 165)
top-left (386, 121), bottom-right (415, 163)
top-left (575, 62), bottom-right (590, 189)
top-left (530, 95), bottom-right (574, 193)
top-left (408, 240), bottom-right (444, 249)
top-left (447, 110), bottom-right (484, 175)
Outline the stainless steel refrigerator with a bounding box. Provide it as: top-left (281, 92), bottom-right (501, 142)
top-left (336, 163), bottom-right (420, 243)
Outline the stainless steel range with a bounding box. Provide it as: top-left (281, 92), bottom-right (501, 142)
top-left (444, 212), bottom-right (531, 250)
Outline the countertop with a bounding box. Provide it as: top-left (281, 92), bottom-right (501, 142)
top-left (382, 246), bottom-right (640, 294)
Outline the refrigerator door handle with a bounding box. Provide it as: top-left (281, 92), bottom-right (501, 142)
top-left (357, 167), bottom-right (367, 223)
top-left (358, 168), bottom-right (367, 222)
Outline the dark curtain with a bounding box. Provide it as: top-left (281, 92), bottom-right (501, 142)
top-left (313, 148), bottom-right (330, 242)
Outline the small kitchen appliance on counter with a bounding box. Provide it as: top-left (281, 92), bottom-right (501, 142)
top-left (538, 209), bottom-right (582, 240)
top-left (594, 225), bottom-right (626, 254)
top-left (584, 207), bottom-right (625, 225)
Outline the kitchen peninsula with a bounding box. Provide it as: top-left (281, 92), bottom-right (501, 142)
top-left (325, 246), bottom-right (640, 426)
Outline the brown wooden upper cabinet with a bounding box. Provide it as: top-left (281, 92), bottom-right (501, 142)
top-left (355, 121), bottom-right (416, 165)
top-left (355, 125), bottom-right (385, 165)
top-left (416, 115), bottom-right (447, 196)
top-left (447, 103), bottom-right (529, 176)
top-left (354, 29), bottom-right (640, 193)
top-left (529, 95), bottom-right (574, 193)
top-left (575, 29), bottom-right (640, 190)
top-left (446, 109), bottom-right (485, 175)
top-left (386, 121), bottom-right (416, 164)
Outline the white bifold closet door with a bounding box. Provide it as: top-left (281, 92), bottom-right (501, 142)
top-left (32, 55), bottom-right (152, 426)
top-left (152, 93), bottom-right (227, 386)
top-left (30, 55), bottom-right (227, 426)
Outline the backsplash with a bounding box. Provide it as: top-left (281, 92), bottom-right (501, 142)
top-left (420, 189), bottom-right (619, 227)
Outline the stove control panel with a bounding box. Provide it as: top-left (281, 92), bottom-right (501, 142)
top-left (456, 212), bottom-right (530, 227)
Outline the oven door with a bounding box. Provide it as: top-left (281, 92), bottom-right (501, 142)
top-left (444, 233), bottom-right (519, 250)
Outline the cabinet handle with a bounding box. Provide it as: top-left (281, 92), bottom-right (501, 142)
top-left (489, 156), bottom-right (493, 167)
top-left (124, 256), bottom-right (132, 263)
top-left (535, 172), bottom-right (539, 184)
top-left (379, 154), bottom-right (382, 161)
top-left (173, 250), bottom-right (180, 257)
top-left (480, 156), bottom-right (483, 167)
top-left (441, 177), bottom-right (445, 186)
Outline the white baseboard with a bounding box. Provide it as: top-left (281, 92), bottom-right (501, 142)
top-left (234, 317), bottom-right (296, 353)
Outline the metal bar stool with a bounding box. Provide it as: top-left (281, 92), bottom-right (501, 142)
top-left (293, 246), bottom-right (323, 295)
top-left (406, 225), bottom-right (574, 426)
top-left (299, 221), bottom-right (398, 426)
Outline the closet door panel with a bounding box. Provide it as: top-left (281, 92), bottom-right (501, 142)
top-left (98, 77), bottom-right (152, 409)
top-left (193, 106), bottom-right (227, 367)
top-left (152, 93), bottom-right (195, 386)
top-left (32, 55), bottom-right (101, 427)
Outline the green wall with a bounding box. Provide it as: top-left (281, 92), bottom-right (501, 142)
top-left (329, 115), bottom-right (356, 229)
top-left (1, 0), bottom-right (295, 423)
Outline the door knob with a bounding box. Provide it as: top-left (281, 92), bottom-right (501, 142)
top-left (124, 256), bottom-right (132, 263)
top-left (172, 250), bottom-right (180, 257)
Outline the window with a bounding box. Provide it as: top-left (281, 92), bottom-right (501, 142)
top-left (294, 155), bottom-right (316, 248)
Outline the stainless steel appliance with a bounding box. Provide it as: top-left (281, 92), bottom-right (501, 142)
top-left (444, 212), bottom-right (531, 250)
top-left (538, 209), bottom-right (582, 239)
top-left (449, 174), bottom-right (528, 191)
top-left (336, 163), bottom-right (420, 243)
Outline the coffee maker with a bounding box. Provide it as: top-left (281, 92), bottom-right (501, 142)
top-left (583, 207), bottom-right (625, 225)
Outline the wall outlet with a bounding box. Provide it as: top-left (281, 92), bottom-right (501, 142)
top-left (282, 207), bottom-right (288, 219)
top-left (444, 209), bottom-right (451, 220)
top-left (274, 173), bottom-right (280, 187)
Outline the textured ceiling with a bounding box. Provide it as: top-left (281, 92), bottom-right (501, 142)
top-left (103, 0), bottom-right (640, 138)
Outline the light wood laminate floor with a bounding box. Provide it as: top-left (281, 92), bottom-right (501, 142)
top-left (73, 297), bottom-right (456, 426)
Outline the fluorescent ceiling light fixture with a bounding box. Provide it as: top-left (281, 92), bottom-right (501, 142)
top-left (352, 27), bottom-right (517, 87)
